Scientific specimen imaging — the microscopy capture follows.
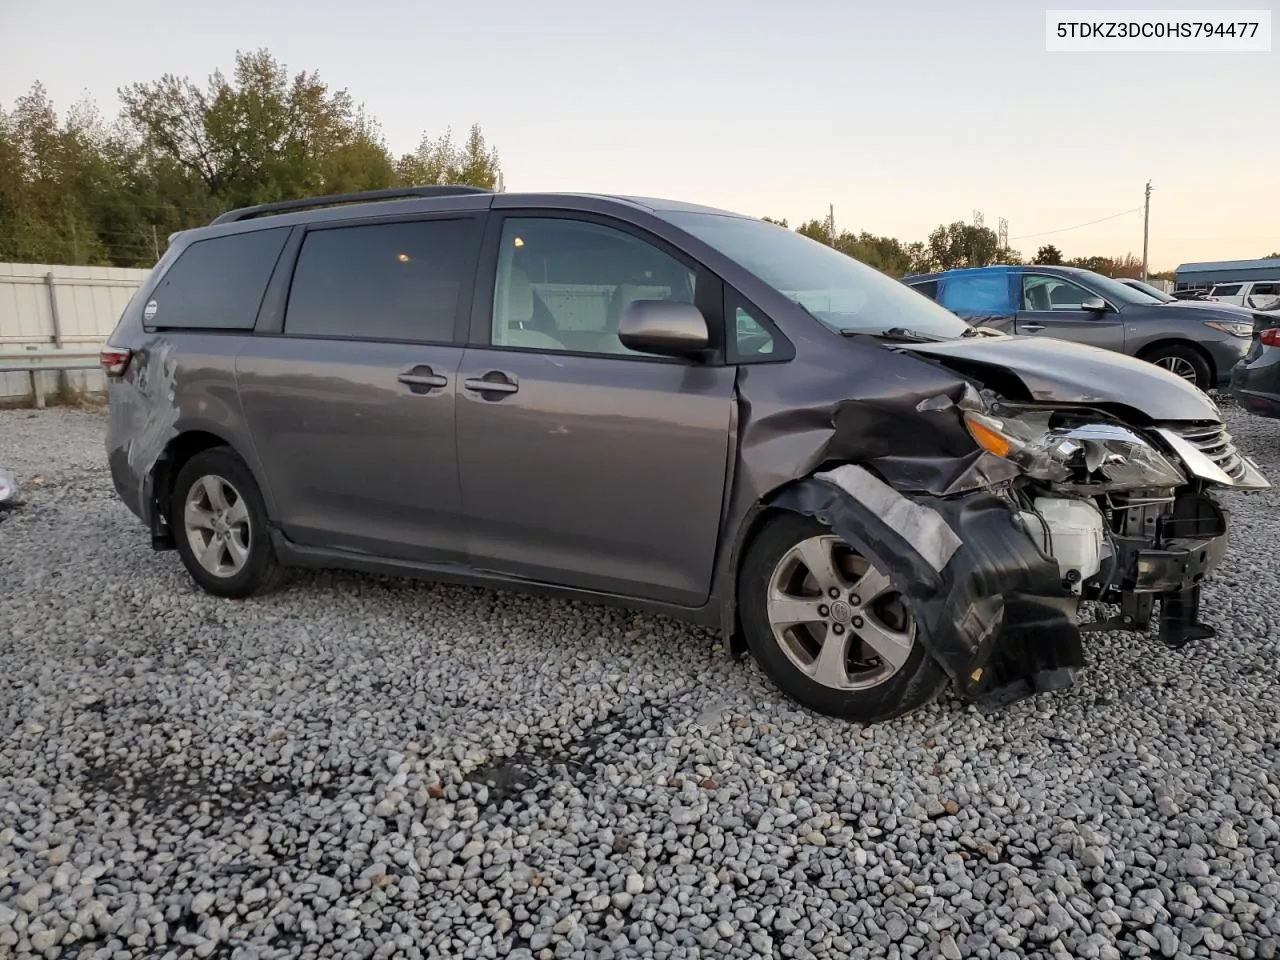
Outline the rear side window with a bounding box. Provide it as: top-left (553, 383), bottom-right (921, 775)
top-left (907, 280), bottom-right (938, 300)
top-left (1211, 284), bottom-right (1242, 296)
top-left (284, 219), bottom-right (474, 343)
top-left (147, 227), bottom-right (289, 329)
top-left (938, 273), bottom-right (1014, 315)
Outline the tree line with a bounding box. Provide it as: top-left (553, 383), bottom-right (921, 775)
top-left (762, 217), bottom-right (1178, 281)
top-left (0, 49), bottom-right (500, 268)
top-left (2, 49), bottom-right (1266, 278)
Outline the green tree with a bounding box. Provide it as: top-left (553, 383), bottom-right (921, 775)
top-left (1266, 251), bottom-right (1280, 260)
top-left (1, 49), bottom-right (504, 267)
top-left (838, 231), bottom-right (914, 277)
top-left (0, 84), bottom-right (111, 264)
top-left (904, 241), bottom-right (931, 274)
top-left (118, 49), bottom-right (396, 208)
top-left (1034, 244), bottom-right (1063, 265)
top-left (395, 124), bottom-right (501, 190)
top-left (795, 218), bottom-right (833, 244)
top-left (927, 221), bottom-right (1000, 270)
top-left (760, 216), bottom-right (788, 227)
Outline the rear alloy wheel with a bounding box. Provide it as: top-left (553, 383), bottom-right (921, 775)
top-left (170, 447), bottom-right (285, 598)
top-left (1145, 344), bottom-right (1211, 388)
top-left (739, 513), bottom-right (946, 722)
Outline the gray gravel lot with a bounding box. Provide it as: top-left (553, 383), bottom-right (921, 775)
top-left (1, 404), bottom-right (1279, 960)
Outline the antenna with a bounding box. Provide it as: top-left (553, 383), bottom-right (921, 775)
top-left (998, 217), bottom-right (1009, 251)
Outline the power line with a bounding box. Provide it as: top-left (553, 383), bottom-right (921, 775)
top-left (1010, 206), bottom-right (1144, 241)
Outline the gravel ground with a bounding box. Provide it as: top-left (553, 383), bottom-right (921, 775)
top-left (1, 405), bottom-right (1278, 960)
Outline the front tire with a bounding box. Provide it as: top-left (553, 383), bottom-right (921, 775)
top-left (1144, 343), bottom-right (1212, 389)
top-left (738, 513), bottom-right (947, 722)
top-left (170, 447), bottom-right (285, 598)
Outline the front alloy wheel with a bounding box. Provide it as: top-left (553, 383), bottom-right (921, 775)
top-left (766, 534), bottom-right (916, 691)
top-left (739, 514), bottom-right (946, 722)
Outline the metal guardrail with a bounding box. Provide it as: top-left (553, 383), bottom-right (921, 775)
top-left (0, 347), bottom-right (103, 408)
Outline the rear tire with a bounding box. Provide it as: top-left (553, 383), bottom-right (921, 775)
top-left (170, 447), bottom-right (286, 598)
top-left (738, 513), bottom-right (947, 722)
top-left (1143, 343), bottom-right (1212, 389)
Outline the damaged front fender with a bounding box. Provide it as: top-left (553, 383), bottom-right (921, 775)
top-left (769, 465), bottom-right (1084, 710)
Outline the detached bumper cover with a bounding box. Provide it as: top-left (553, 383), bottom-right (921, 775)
top-left (771, 470), bottom-right (1235, 710)
top-left (771, 468), bottom-right (1082, 710)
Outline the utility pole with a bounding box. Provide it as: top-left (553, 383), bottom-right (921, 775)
top-left (828, 203), bottom-right (836, 245)
top-left (1142, 180), bottom-right (1152, 281)
top-left (151, 225), bottom-right (160, 261)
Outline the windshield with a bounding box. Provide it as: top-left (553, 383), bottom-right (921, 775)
top-left (1125, 279), bottom-right (1174, 302)
top-left (665, 212), bottom-right (972, 338)
top-left (1076, 270), bottom-right (1166, 305)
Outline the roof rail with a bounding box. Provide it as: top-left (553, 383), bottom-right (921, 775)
top-left (208, 185), bottom-right (493, 226)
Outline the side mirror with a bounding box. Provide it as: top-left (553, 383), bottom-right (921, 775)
top-left (617, 300), bottom-right (710, 358)
top-left (1081, 296), bottom-right (1107, 312)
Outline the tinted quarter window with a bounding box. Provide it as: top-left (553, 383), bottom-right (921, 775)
top-left (907, 280), bottom-right (939, 300)
top-left (938, 273), bottom-right (1012, 314)
top-left (285, 219), bottom-right (474, 343)
top-left (1211, 284), bottom-right (1242, 297)
top-left (148, 227), bottom-right (289, 329)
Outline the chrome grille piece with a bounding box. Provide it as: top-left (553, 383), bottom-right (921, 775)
top-left (1166, 422), bottom-right (1247, 482)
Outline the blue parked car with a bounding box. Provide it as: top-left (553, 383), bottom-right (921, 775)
top-left (902, 265), bottom-right (1256, 391)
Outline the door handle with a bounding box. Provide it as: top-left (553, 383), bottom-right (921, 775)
top-left (1021, 323), bottom-right (1045, 333)
top-left (464, 372), bottom-right (519, 397)
top-left (397, 365), bottom-right (448, 394)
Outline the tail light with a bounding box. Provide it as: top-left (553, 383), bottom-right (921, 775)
top-left (1260, 328), bottom-right (1280, 348)
top-left (99, 346), bottom-right (133, 378)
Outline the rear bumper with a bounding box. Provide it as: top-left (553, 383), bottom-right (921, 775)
top-left (1204, 338), bottom-right (1252, 388)
top-left (1230, 347), bottom-right (1280, 418)
top-left (108, 444), bottom-right (146, 522)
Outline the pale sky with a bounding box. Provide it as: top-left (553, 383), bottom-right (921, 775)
top-left (1, 0), bottom-right (1276, 270)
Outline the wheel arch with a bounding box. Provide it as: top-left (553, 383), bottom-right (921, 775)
top-left (1135, 338), bottom-right (1215, 383)
top-left (718, 478), bottom-right (841, 660)
top-left (149, 427), bottom-right (271, 549)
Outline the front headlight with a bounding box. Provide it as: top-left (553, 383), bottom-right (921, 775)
top-left (1203, 320), bottom-right (1254, 338)
top-left (964, 410), bottom-right (1186, 490)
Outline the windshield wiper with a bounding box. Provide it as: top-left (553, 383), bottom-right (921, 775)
top-left (843, 327), bottom-right (948, 343)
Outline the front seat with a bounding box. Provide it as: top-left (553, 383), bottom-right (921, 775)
top-left (495, 268), bottom-right (565, 350)
top-left (1025, 284), bottom-right (1051, 310)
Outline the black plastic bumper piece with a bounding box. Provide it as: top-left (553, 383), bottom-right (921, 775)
top-left (771, 478), bottom-right (1081, 711)
top-left (1158, 587), bottom-right (1215, 648)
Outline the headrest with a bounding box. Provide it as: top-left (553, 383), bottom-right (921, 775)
top-left (506, 267), bottom-right (533, 322)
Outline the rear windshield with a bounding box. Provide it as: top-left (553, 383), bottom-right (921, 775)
top-left (665, 213), bottom-right (971, 338)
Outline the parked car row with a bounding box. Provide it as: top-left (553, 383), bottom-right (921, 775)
top-left (901, 264), bottom-right (1280, 420)
top-left (900, 265), bottom-right (1256, 389)
top-left (1206, 280), bottom-right (1280, 312)
top-left (102, 187), bottom-right (1269, 724)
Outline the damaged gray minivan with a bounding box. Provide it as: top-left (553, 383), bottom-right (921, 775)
top-left (103, 187), bottom-right (1271, 722)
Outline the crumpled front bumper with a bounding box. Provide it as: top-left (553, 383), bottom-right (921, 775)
top-left (770, 467), bottom-right (1235, 711)
top-left (771, 466), bottom-right (1084, 710)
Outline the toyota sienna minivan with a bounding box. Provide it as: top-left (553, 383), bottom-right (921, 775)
top-left (103, 186), bottom-right (1270, 722)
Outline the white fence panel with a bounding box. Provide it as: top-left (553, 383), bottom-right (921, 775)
top-left (0, 262), bottom-right (150, 401)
